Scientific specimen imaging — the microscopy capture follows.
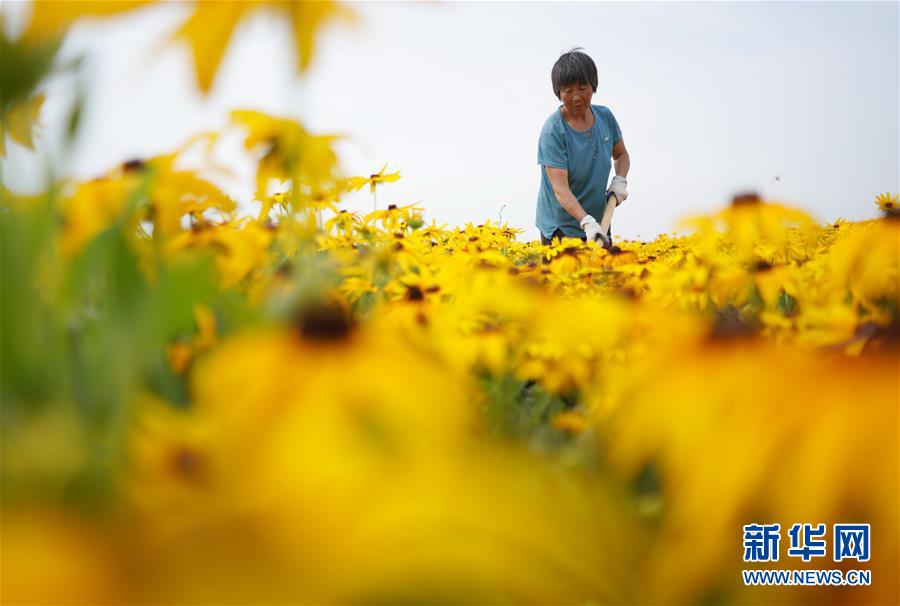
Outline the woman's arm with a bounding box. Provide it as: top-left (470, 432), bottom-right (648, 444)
top-left (544, 166), bottom-right (589, 222)
top-left (612, 138), bottom-right (630, 177)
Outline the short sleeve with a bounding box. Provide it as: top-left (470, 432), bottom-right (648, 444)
top-left (607, 108), bottom-right (622, 145)
top-left (537, 123), bottom-right (567, 169)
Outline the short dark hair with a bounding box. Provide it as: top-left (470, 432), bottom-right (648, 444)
top-left (551, 48), bottom-right (598, 99)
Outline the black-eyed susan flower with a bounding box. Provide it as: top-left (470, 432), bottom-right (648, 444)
top-left (875, 191), bottom-right (899, 217)
top-left (231, 110), bottom-right (341, 197)
top-left (173, 1), bottom-right (355, 94)
top-left (347, 163), bottom-right (401, 195)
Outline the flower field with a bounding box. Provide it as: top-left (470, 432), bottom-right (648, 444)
top-left (3, 135), bottom-right (898, 602)
top-left (1, 2), bottom-right (898, 604)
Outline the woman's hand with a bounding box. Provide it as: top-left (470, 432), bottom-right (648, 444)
top-left (610, 138), bottom-right (630, 204)
top-left (608, 175), bottom-right (628, 204)
top-left (580, 215), bottom-right (611, 248)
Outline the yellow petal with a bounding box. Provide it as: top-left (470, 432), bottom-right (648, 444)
top-left (24, 0), bottom-right (151, 41)
top-left (377, 170), bottom-right (401, 185)
top-left (174, 1), bottom-right (254, 93)
top-left (285, 0), bottom-right (357, 72)
top-left (193, 304), bottom-right (217, 351)
top-left (1, 93), bottom-right (45, 154)
top-left (346, 176), bottom-right (370, 192)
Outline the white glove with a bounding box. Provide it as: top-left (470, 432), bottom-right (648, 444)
top-left (580, 214), bottom-right (611, 248)
top-left (607, 175), bottom-right (628, 204)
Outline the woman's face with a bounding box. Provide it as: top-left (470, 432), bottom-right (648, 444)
top-left (559, 81), bottom-right (593, 115)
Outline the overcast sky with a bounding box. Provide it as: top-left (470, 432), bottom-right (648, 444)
top-left (3, 1), bottom-right (898, 241)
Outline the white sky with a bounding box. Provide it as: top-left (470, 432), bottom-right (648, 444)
top-left (3, 1), bottom-right (898, 242)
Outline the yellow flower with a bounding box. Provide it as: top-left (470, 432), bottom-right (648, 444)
top-left (875, 191), bottom-right (899, 216)
top-left (231, 110), bottom-right (341, 196)
top-left (362, 202), bottom-right (423, 234)
top-left (599, 339), bottom-right (898, 604)
top-left (347, 163), bottom-right (401, 194)
top-left (827, 217), bottom-right (899, 312)
top-left (58, 171), bottom-right (143, 257)
top-left (514, 296), bottom-right (630, 394)
top-left (156, 307), bottom-right (642, 603)
top-left (1, 92), bottom-right (45, 155)
top-left (324, 209), bottom-right (361, 236)
top-left (173, 1), bottom-right (356, 93)
top-left (751, 261), bottom-right (800, 309)
top-left (707, 263), bottom-right (752, 309)
top-left (425, 269), bottom-right (537, 376)
top-left (383, 268), bottom-right (443, 304)
top-left (56, 145), bottom-right (236, 257)
top-left (686, 198), bottom-right (817, 266)
top-left (145, 152), bottom-right (237, 240)
top-left (23, 0), bottom-right (150, 42)
top-left (164, 219), bottom-right (273, 288)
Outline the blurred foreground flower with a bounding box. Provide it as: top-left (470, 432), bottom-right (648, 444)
top-left (174, 0), bottom-right (356, 93)
top-left (1, 125), bottom-right (896, 603)
top-left (231, 109), bottom-right (342, 197)
top-left (875, 191), bottom-right (898, 217)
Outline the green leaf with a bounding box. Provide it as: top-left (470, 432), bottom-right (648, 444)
top-left (0, 31), bottom-right (60, 114)
top-left (776, 290), bottom-right (797, 316)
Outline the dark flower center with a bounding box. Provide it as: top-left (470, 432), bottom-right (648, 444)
top-left (296, 301), bottom-right (354, 341)
top-left (122, 158), bottom-right (146, 172)
top-left (732, 191), bottom-right (761, 206)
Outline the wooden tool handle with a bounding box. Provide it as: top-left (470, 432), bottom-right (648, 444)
top-left (599, 191), bottom-right (618, 235)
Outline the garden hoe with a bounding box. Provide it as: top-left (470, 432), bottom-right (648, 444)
top-left (595, 190), bottom-right (619, 249)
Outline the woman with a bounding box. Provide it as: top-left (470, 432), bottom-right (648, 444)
top-left (536, 48), bottom-right (630, 247)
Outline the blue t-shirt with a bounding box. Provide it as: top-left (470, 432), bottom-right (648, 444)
top-left (535, 104), bottom-right (622, 239)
